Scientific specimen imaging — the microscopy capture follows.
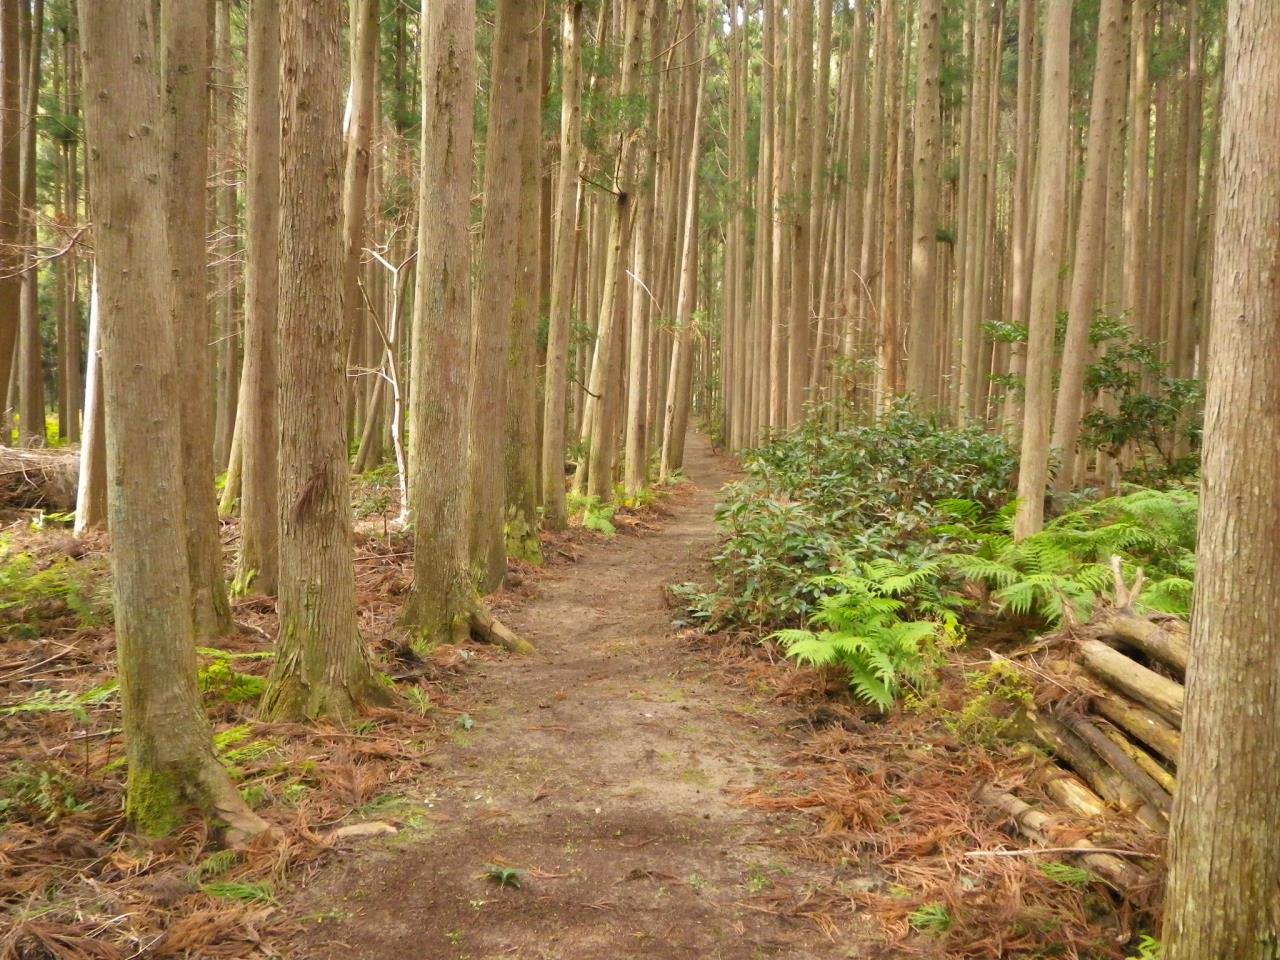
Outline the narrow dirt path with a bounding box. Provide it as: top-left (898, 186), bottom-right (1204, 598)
top-left (290, 433), bottom-right (877, 960)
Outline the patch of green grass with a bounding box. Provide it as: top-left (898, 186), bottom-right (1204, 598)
top-left (908, 903), bottom-right (952, 935)
top-left (202, 880), bottom-right (277, 905)
top-left (1039, 860), bottom-right (1099, 889)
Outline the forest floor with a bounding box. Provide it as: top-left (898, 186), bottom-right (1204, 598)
top-left (286, 434), bottom-right (883, 960)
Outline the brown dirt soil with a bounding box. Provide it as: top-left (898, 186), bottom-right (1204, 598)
top-left (286, 434), bottom-right (882, 960)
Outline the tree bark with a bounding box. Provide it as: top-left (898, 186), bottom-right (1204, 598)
top-left (0, 0), bottom-right (22, 428)
top-left (260, 0), bottom-right (391, 723)
top-left (1163, 3), bottom-right (1280, 952)
top-left (1013, 0), bottom-right (1071, 540)
top-left (78, 0), bottom-right (265, 841)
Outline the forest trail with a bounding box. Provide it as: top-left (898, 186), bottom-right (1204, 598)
top-left (289, 432), bottom-right (876, 960)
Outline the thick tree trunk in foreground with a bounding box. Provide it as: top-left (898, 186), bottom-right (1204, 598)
top-left (79, 0), bottom-right (264, 841)
top-left (1163, 3), bottom-right (1280, 954)
top-left (403, 0), bottom-right (478, 647)
top-left (1013, 0), bottom-right (1071, 541)
top-left (261, 0), bottom-right (390, 723)
top-left (161, 0), bottom-right (233, 639)
top-left (237, 0), bottom-right (281, 594)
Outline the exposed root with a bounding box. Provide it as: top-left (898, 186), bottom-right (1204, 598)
top-left (469, 604), bottom-right (536, 655)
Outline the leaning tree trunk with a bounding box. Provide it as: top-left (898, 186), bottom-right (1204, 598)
top-left (161, 0), bottom-right (233, 639)
top-left (1163, 3), bottom-right (1280, 954)
top-left (78, 0), bottom-right (265, 842)
top-left (260, 0), bottom-right (391, 723)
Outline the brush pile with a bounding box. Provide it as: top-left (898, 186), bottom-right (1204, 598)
top-left (0, 447), bottom-right (78, 512)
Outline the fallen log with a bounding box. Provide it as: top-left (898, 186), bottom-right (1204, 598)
top-left (1098, 722), bottom-right (1177, 795)
top-left (0, 446), bottom-right (78, 511)
top-left (1035, 766), bottom-right (1109, 820)
top-left (1078, 639), bottom-right (1184, 726)
top-left (469, 605), bottom-right (537, 655)
top-left (977, 785), bottom-right (1152, 892)
top-left (1091, 694), bottom-right (1181, 766)
top-left (1032, 715), bottom-right (1165, 832)
top-left (1064, 715), bottom-right (1171, 817)
top-left (1098, 614), bottom-right (1189, 676)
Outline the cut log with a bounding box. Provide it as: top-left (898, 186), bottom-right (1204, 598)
top-left (1091, 694), bottom-right (1181, 766)
top-left (977, 784), bottom-right (1152, 892)
top-left (1098, 614), bottom-right (1189, 675)
top-left (1063, 715), bottom-right (1171, 816)
top-left (1098, 721), bottom-right (1177, 794)
top-left (0, 446), bottom-right (79, 510)
top-left (1036, 766), bottom-right (1109, 819)
top-left (1032, 714), bottom-right (1165, 832)
top-left (469, 605), bottom-right (537, 655)
top-left (1078, 638), bottom-right (1184, 726)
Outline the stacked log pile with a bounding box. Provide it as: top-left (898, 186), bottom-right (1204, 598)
top-left (981, 561), bottom-right (1187, 898)
top-left (0, 447), bottom-right (79, 510)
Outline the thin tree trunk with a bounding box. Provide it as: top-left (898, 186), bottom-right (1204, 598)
top-left (0, 0), bottom-right (20, 413)
top-left (16, 0), bottom-right (43, 445)
top-left (1013, 0), bottom-right (1071, 540)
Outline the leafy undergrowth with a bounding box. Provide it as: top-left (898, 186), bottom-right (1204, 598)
top-left (695, 629), bottom-right (1161, 958)
top-left (0, 518), bottom-right (546, 960)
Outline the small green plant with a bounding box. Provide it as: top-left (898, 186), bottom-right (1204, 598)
top-left (0, 537), bottom-right (105, 636)
top-left (568, 493), bottom-right (618, 536)
top-left (405, 687), bottom-right (433, 716)
top-left (908, 902), bottom-right (953, 935)
top-left (1038, 860), bottom-right (1099, 889)
top-left (1126, 934), bottom-right (1163, 960)
top-left (187, 850), bottom-right (240, 884)
top-left (945, 660), bottom-right (1035, 745)
top-left (0, 764), bottom-right (91, 824)
top-left (0, 681), bottom-right (118, 723)
top-left (198, 650), bottom-right (270, 705)
top-left (201, 880), bottom-right (278, 905)
top-left (482, 864), bottom-right (524, 888)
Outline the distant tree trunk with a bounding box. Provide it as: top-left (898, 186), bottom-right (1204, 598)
top-left (161, 0), bottom-right (233, 639)
top-left (237, 0), bottom-right (281, 594)
top-left (504, 16), bottom-right (544, 560)
top-left (905, 0), bottom-right (942, 409)
top-left (341, 0), bottom-right (378, 355)
top-left (73, 267), bottom-right (106, 534)
top-left (16, 0), bottom-right (43, 445)
top-left (659, 9), bottom-right (708, 477)
top-left (1050, 0), bottom-right (1128, 485)
top-left (1013, 0), bottom-right (1071, 540)
top-left (786, 0), bottom-right (813, 426)
top-left (260, 0), bottom-right (391, 723)
top-left (403, 0), bottom-right (476, 647)
top-left (78, 0), bottom-right (265, 841)
top-left (0, 0), bottom-right (20, 414)
top-left (541, 0), bottom-right (583, 531)
top-left (1123, 0), bottom-right (1150, 329)
top-left (1163, 4), bottom-right (1280, 953)
top-left (874, 0), bottom-right (900, 412)
top-left (468, 0), bottom-right (533, 593)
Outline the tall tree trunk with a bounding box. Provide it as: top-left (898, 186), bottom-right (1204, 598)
top-left (237, 0), bottom-right (281, 594)
top-left (260, 0), bottom-right (390, 723)
top-left (73, 266), bottom-right (106, 533)
top-left (1013, 0), bottom-right (1071, 540)
top-left (342, 0), bottom-right (378, 354)
top-left (905, 0), bottom-right (942, 409)
top-left (403, 0), bottom-right (477, 647)
top-left (162, 0), bottom-right (234, 639)
top-left (0, 0), bottom-right (20, 417)
top-left (1050, 0), bottom-right (1129, 485)
top-left (78, 0), bottom-right (265, 841)
top-left (786, 0), bottom-right (813, 426)
top-left (16, 0), bottom-right (43, 445)
top-left (541, 0), bottom-right (583, 531)
top-left (468, 0), bottom-right (534, 593)
top-left (1163, 3), bottom-right (1280, 953)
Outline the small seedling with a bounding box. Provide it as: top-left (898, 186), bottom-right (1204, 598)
top-left (482, 863), bottom-right (524, 888)
top-left (908, 903), bottom-right (952, 935)
top-left (1039, 860), bottom-right (1099, 889)
top-left (456, 714), bottom-right (475, 731)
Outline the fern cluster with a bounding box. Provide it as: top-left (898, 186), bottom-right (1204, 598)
top-left (771, 560), bottom-right (963, 710)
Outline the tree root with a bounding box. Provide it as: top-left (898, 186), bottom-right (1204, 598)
top-left (469, 605), bottom-right (536, 655)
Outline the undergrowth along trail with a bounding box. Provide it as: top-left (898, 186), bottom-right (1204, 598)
top-left (289, 432), bottom-right (878, 960)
